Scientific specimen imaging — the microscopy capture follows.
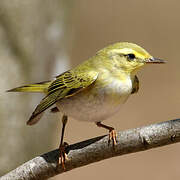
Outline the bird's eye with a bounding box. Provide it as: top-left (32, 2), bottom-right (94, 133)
top-left (126, 53), bottom-right (135, 60)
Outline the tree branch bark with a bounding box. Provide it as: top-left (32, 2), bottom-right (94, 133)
top-left (1, 119), bottom-right (180, 180)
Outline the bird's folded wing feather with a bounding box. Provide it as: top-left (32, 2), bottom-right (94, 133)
top-left (27, 70), bottom-right (98, 125)
top-left (131, 75), bottom-right (139, 94)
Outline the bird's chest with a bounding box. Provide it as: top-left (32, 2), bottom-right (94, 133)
top-left (57, 77), bottom-right (133, 122)
top-left (96, 76), bottom-right (133, 104)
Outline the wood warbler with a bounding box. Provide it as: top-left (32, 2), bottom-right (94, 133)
top-left (8, 42), bottom-right (165, 169)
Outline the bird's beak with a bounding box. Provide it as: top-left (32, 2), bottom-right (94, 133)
top-left (146, 57), bottom-right (166, 64)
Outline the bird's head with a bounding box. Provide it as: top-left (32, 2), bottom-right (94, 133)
top-left (98, 42), bottom-right (165, 75)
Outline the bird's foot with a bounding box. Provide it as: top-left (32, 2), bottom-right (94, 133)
top-left (96, 122), bottom-right (117, 147)
top-left (108, 129), bottom-right (117, 147)
top-left (58, 142), bottom-right (69, 170)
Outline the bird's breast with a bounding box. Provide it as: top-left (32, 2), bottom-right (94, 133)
top-left (56, 76), bottom-right (133, 122)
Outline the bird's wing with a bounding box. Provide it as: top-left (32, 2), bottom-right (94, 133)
top-left (27, 70), bottom-right (98, 125)
top-left (131, 75), bottom-right (139, 94)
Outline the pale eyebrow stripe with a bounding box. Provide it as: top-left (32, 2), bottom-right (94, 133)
top-left (109, 48), bottom-right (133, 55)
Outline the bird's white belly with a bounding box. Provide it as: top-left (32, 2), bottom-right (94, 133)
top-left (56, 77), bottom-right (133, 122)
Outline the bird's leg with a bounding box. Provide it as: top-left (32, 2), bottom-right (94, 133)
top-left (58, 114), bottom-right (68, 170)
top-left (96, 121), bottom-right (117, 147)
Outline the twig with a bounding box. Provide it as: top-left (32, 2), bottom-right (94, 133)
top-left (1, 119), bottom-right (180, 180)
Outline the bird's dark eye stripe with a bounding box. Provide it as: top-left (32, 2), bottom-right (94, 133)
top-left (127, 53), bottom-right (135, 59)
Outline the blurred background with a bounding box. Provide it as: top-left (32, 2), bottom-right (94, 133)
top-left (0, 0), bottom-right (180, 179)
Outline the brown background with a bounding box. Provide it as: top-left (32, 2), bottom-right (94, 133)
top-left (1, 0), bottom-right (180, 179)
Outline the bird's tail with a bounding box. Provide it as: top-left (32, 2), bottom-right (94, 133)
top-left (7, 81), bottom-right (51, 93)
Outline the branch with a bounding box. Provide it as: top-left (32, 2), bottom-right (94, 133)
top-left (1, 119), bottom-right (180, 180)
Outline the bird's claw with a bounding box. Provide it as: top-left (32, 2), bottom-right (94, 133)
top-left (58, 142), bottom-right (69, 170)
top-left (108, 129), bottom-right (117, 147)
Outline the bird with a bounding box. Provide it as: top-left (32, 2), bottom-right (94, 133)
top-left (7, 42), bottom-right (165, 169)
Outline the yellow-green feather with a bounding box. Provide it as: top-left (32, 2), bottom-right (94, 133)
top-left (27, 70), bottom-right (98, 125)
top-left (7, 81), bottom-right (51, 93)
